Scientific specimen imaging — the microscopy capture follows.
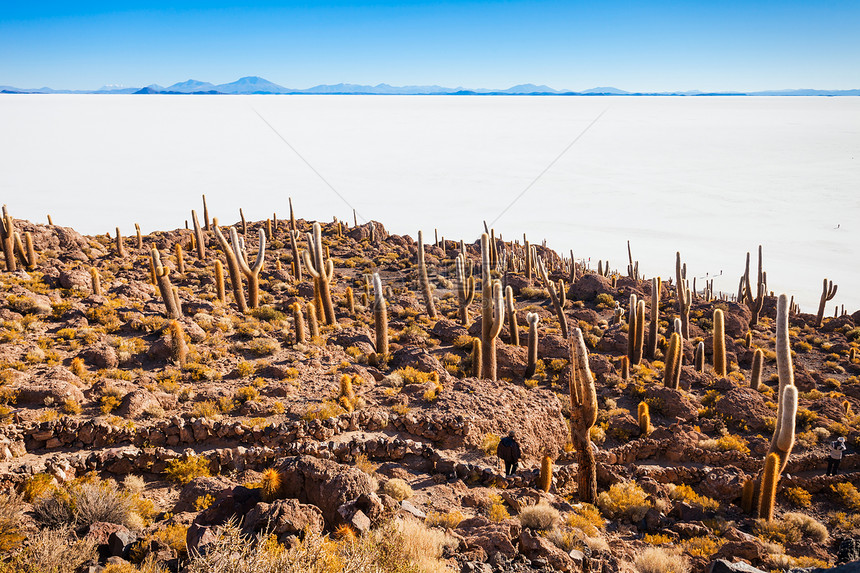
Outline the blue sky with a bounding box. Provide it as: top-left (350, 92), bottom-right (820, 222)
top-left (2, 0), bottom-right (859, 91)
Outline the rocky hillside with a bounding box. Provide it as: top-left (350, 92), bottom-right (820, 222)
top-left (0, 203), bottom-right (859, 573)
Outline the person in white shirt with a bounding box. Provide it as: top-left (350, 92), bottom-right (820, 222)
top-left (827, 436), bottom-right (848, 476)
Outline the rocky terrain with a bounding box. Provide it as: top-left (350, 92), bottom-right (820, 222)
top-left (1, 202), bottom-right (860, 573)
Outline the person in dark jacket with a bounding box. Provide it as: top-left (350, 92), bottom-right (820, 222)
top-left (828, 436), bottom-right (848, 476)
top-left (497, 431), bottom-right (522, 476)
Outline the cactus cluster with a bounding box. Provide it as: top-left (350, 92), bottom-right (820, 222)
top-left (302, 222), bottom-right (336, 325)
top-left (480, 233), bottom-right (505, 381)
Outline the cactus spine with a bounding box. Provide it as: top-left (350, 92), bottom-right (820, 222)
top-left (416, 231), bottom-right (437, 319)
top-left (232, 227), bottom-right (266, 310)
top-left (648, 277), bottom-right (660, 360)
top-left (638, 401), bottom-right (651, 435)
top-left (454, 253), bottom-right (475, 325)
top-left (695, 341), bottom-right (705, 372)
top-left (372, 273), bottom-right (388, 356)
top-left (538, 455), bottom-right (553, 493)
top-left (505, 286), bottom-right (519, 346)
top-left (292, 302), bottom-right (307, 344)
top-left (169, 320), bottom-right (187, 368)
top-left (569, 328), bottom-right (599, 504)
top-left (151, 248), bottom-right (182, 319)
top-left (815, 278), bottom-right (837, 327)
top-left (302, 222), bottom-right (336, 325)
top-left (713, 308), bottom-right (726, 377)
top-left (213, 219), bottom-right (247, 314)
top-left (525, 312), bottom-right (540, 379)
top-left (663, 332), bottom-right (682, 389)
top-left (480, 233), bottom-right (504, 381)
top-left (536, 255), bottom-right (569, 338)
top-left (191, 210), bottom-right (206, 260)
top-left (751, 348), bottom-right (764, 390)
top-left (260, 468), bottom-right (282, 502)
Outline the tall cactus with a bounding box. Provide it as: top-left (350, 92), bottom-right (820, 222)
top-left (536, 255), bottom-right (568, 338)
top-left (454, 253), bottom-right (474, 325)
top-left (505, 286), bottom-right (519, 346)
top-left (713, 308), bottom-right (727, 377)
top-left (302, 222), bottom-right (336, 325)
top-left (569, 328), bottom-right (599, 504)
top-left (525, 312), bottom-right (540, 378)
top-left (480, 233), bottom-right (504, 381)
top-left (648, 277), bottom-right (660, 360)
top-left (757, 293), bottom-right (798, 519)
top-left (372, 273), bottom-right (388, 356)
top-left (663, 332), bottom-right (682, 389)
top-left (751, 348), bottom-right (764, 390)
top-left (815, 278), bottom-right (837, 327)
top-left (695, 341), bottom-right (705, 372)
top-left (150, 248), bottom-right (182, 319)
top-left (191, 210), bottom-right (206, 260)
top-left (213, 219), bottom-right (247, 314)
top-left (675, 252), bottom-right (691, 340)
top-left (627, 295), bottom-right (645, 366)
top-left (0, 207), bottom-right (16, 271)
top-left (231, 227), bottom-right (266, 309)
top-left (416, 231), bottom-right (437, 319)
top-left (743, 246), bottom-right (764, 326)
top-left (115, 227), bottom-right (126, 257)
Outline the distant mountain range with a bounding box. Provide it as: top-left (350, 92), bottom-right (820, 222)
top-left (2, 76), bottom-right (859, 96)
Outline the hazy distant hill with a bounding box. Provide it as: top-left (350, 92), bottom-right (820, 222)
top-left (3, 78), bottom-right (859, 96)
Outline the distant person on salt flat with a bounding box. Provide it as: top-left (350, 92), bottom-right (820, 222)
top-left (497, 431), bottom-right (522, 476)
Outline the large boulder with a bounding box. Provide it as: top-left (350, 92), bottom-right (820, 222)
top-left (243, 499), bottom-right (325, 539)
top-left (174, 476), bottom-right (239, 513)
top-left (714, 387), bottom-right (772, 433)
top-left (645, 386), bottom-right (700, 422)
top-left (456, 516), bottom-right (518, 560)
top-left (569, 274), bottom-right (614, 302)
top-left (116, 389), bottom-right (162, 419)
top-left (275, 455), bottom-right (376, 527)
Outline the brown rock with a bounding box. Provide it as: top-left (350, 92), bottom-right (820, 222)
top-left (645, 386), bottom-right (699, 422)
top-left (243, 499), bottom-right (325, 537)
top-left (519, 529), bottom-right (575, 571)
top-left (569, 273), bottom-right (614, 302)
top-left (58, 269), bottom-right (92, 293)
top-left (276, 455), bottom-right (376, 527)
top-left (714, 388), bottom-right (772, 433)
top-left (116, 389), bottom-right (162, 419)
top-left (15, 376), bottom-right (84, 406)
top-left (80, 344), bottom-right (119, 369)
top-left (174, 476), bottom-right (239, 513)
top-left (457, 516), bottom-right (518, 559)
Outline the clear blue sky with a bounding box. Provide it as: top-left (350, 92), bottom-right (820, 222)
top-left (2, 0), bottom-right (859, 91)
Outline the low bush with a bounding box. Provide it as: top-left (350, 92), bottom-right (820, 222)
top-left (518, 502), bottom-right (560, 530)
top-left (634, 547), bottom-right (690, 573)
top-left (383, 478), bottom-right (413, 501)
top-left (597, 481), bottom-right (651, 522)
top-left (164, 456), bottom-right (211, 485)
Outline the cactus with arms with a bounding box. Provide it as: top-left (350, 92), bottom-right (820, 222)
top-left (480, 234), bottom-right (505, 380)
top-left (815, 278), bottom-right (837, 327)
top-left (536, 254), bottom-right (569, 338)
top-left (231, 227), bottom-right (266, 310)
top-left (455, 253), bottom-right (475, 325)
top-left (302, 222), bottom-right (336, 325)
